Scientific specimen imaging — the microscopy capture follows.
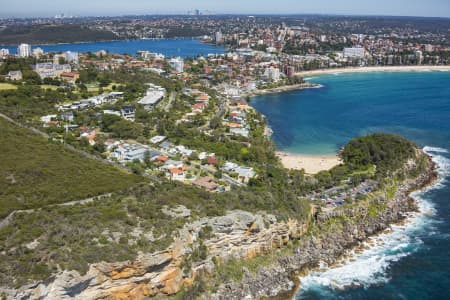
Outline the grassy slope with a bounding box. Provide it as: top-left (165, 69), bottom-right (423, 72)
top-left (0, 83), bottom-right (17, 90)
top-left (0, 117), bottom-right (143, 218)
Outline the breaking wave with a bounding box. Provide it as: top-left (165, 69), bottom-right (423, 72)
top-left (296, 146), bottom-right (449, 299)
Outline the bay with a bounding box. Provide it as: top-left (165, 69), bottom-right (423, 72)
top-left (2, 38), bottom-right (226, 58)
top-left (251, 71), bottom-right (450, 300)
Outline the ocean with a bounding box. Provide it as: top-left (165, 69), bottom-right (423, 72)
top-left (251, 71), bottom-right (450, 300)
top-left (2, 38), bottom-right (226, 58)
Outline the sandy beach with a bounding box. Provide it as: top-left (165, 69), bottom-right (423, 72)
top-left (295, 65), bottom-right (450, 77)
top-left (276, 151), bottom-right (342, 174)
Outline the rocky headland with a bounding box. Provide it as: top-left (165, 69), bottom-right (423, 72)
top-left (1, 152), bottom-right (436, 300)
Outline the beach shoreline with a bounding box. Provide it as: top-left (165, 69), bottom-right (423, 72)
top-left (260, 65), bottom-right (450, 174)
top-left (296, 65), bottom-right (450, 77)
top-left (276, 151), bottom-right (341, 174)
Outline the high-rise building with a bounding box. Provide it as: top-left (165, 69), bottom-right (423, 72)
top-left (168, 57), bottom-right (184, 73)
top-left (264, 66), bottom-right (281, 82)
top-left (415, 50), bottom-right (424, 65)
top-left (343, 47), bottom-right (365, 58)
top-left (17, 43), bottom-right (31, 58)
top-left (215, 31), bottom-right (224, 44)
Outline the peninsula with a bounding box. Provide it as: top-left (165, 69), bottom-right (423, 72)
top-left (0, 13), bottom-right (449, 300)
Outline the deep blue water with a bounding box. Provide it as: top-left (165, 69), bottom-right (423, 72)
top-left (2, 39), bottom-right (226, 58)
top-left (251, 71), bottom-right (450, 300)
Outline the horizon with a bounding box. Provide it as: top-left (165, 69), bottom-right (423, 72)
top-left (2, 13), bottom-right (450, 20)
top-left (1, 0), bottom-right (449, 19)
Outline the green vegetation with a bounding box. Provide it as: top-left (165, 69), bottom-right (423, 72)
top-left (0, 126), bottom-right (427, 288)
top-left (39, 84), bottom-right (59, 91)
top-left (0, 83), bottom-right (17, 90)
top-left (0, 85), bottom-right (78, 122)
top-left (0, 24), bottom-right (117, 45)
top-left (341, 133), bottom-right (417, 179)
top-left (0, 54), bottom-right (429, 292)
top-left (0, 118), bottom-right (143, 218)
top-left (368, 201), bottom-right (387, 218)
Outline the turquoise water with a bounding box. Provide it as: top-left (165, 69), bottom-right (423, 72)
top-left (251, 71), bottom-right (450, 155)
top-left (251, 71), bottom-right (450, 300)
top-left (2, 39), bottom-right (226, 58)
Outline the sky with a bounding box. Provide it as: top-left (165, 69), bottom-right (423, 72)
top-left (0, 0), bottom-right (449, 18)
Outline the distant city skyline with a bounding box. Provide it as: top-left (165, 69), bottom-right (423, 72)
top-left (0, 0), bottom-right (449, 18)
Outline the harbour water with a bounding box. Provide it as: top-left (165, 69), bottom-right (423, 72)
top-left (251, 71), bottom-right (450, 299)
top-left (2, 38), bottom-right (226, 58)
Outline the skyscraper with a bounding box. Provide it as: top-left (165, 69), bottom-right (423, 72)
top-left (17, 43), bottom-right (31, 58)
top-left (168, 57), bottom-right (184, 73)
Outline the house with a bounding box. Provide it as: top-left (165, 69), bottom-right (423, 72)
top-left (150, 135), bottom-right (167, 145)
top-left (60, 72), bottom-right (80, 84)
top-left (193, 177), bottom-right (220, 192)
top-left (223, 161), bottom-right (256, 184)
top-left (207, 156), bottom-right (219, 165)
top-left (138, 85), bottom-right (166, 111)
top-left (124, 147), bottom-right (149, 161)
top-left (168, 167), bottom-right (187, 181)
top-left (61, 111), bottom-right (74, 122)
top-left (160, 160), bottom-right (187, 181)
top-left (230, 127), bottom-right (250, 138)
top-left (112, 143), bottom-right (159, 162)
top-left (7, 70), bottom-right (22, 81)
top-left (230, 99), bottom-right (250, 111)
top-left (103, 110), bottom-right (121, 117)
top-left (227, 122), bottom-right (242, 128)
top-left (196, 94), bottom-right (210, 103)
top-left (121, 106), bottom-right (135, 121)
top-left (40, 114), bottom-right (57, 125)
top-left (165, 145), bottom-right (194, 157)
top-left (159, 141), bottom-right (175, 151)
top-left (108, 92), bottom-right (124, 99)
top-left (104, 139), bottom-right (119, 151)
top-left (160, 160), bottom-right (184, 171)
top-left (154, 155), bottom-right (169, 164)
top-left (79, 130), bottom-right (97, 146)
top-left (175, 145), bottom-right (195, 157)
top-left (192, 102), bottom-right (206, 113)
top-left (198, 152), bottom-right (215, 160)
top-left (236, 166), bottom-right (256, 184)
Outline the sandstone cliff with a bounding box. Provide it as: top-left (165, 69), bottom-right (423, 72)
top-left (2, 157), bottom-right (436, 300)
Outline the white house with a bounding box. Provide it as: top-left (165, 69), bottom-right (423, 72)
top-left (223, 162), bottom-right (256, 184)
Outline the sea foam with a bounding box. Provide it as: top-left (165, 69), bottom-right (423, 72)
top-left (296, 147), bottom-right (449, 298)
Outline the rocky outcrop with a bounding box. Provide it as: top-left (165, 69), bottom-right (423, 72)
top-left (8, 250), bottom-right (183, 300)
top-left (2, 157), bottom-right (436, 300)
top-left (207, 158), bottom-right (437, 300)
top-left (3, 209), bottom-right (309, 300)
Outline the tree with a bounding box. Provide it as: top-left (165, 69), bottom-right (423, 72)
top-left (101, 114), bottom-right (122, 131)
top-left (209, 116), bottom-right (222, 129)
top-left (109, 120), bottom-right (143, 139)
